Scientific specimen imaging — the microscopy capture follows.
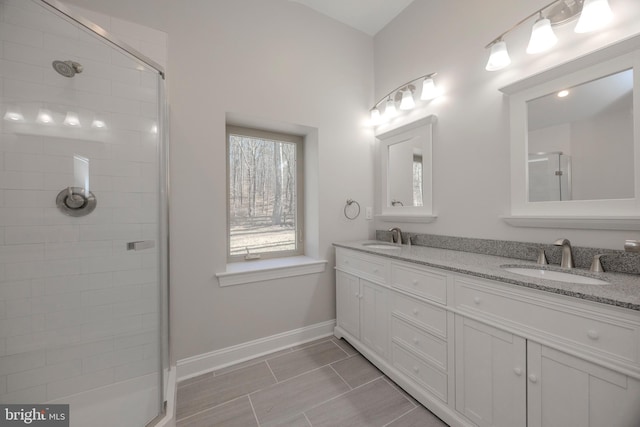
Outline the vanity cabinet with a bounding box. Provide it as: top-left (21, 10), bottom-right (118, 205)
top-left (454, 316), bottom-right (526, 427)
top-left (335, 250), bottom-right (388, 360)
top-left (334, 247), bottom-right (640, 427)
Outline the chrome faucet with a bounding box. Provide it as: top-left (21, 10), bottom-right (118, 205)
top-left (554, 238), bottom-right (574, 269)
top-left (388, 227), bottom-right (403, 245)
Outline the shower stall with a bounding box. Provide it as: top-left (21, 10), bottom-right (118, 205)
top-left (528, 151), bottom-right (572, 202)
top-left (0, 1), bottom-right (171, 426)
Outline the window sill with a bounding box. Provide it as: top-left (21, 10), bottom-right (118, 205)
top-left (216, 256), bottom-right (328, 287)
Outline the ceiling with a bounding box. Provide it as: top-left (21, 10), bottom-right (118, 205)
top-left (288, 0), bottom-right (415, 36)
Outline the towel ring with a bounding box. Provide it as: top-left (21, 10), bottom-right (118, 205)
top-left (344, 199), bottom-right (360, 220)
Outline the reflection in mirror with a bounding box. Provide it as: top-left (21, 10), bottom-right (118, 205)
top-left (527, 69), bottom-right (634, 202)
top-left (388, 139), bottom-right (423, 207)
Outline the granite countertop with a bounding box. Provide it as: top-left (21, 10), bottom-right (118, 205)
top-left (334, 240), bottom-right (640, 312)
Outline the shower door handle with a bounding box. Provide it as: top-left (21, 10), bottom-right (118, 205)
top-left (127, 240), bottom-right (155, 251)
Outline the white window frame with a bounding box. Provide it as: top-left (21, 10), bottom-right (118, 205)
top-left (226, 125), bottom-right (304, 262)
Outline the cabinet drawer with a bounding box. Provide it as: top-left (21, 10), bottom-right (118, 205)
top-left (336, 249), bottom-right (387, 283)
top-left (392, 316), bottom-right (447, 371)
top-left (454, 277), bottom-right (640, 366)
top-left (392, 343), bottom-right (448, 403)
top-left (391, 292), bottom-right (447, 338)
top-left (391, 262), bottom-right (447, 304)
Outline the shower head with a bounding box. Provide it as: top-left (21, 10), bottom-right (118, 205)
top-left (52, 60), bottom-right (83, 78)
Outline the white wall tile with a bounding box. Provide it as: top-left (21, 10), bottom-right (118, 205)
top-left (113, 357), bottom-right (156, 382)
top-left (44, 272), bottom-right (112, 296)
top-left (46, 368), bottom-right (113, 401)
top-left (5, 298), bottom-right (29, 319)
top-left (4, 258), bottom-right (81, 281)
top-left (0, 59), bottom-right (44, 83)
top-left (0, 280), bottom-right (31, 300)
top-left (0, 384), bottom-right (46, 404)
top-left (81, 284), bottom-right (141, 308)
top-left (45, 240), bottom-right (112, 260)
top-left (0, 350), bottom-right (45, 376)
top-left (0, 22), bottom-right (44, 49)
top-left (46, 338), bottom-right (113, 365)
top-left (82, 346), bottom-right (143, 374)
top-left (6, 360), bottom-right (81, 393)
top-left (0, 133), bottom-right (44, 154)
top-left (0, 315), bottom-right (33, 338)
top-left (31, 292), bottom-right (82, 315)
top-left (0, 243), bottom-right (43, 263)
top-left (114, 330), bottom-right (156, 350)
top-left (5, 225), bottom-right (79, 244)
top-left (0, 171), bottom-right (44, 190)
top-left (81, 314), bottom-right (142, 341)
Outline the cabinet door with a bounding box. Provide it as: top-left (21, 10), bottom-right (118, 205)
top-left (527, 342), bottom-right (640, 427)
top-left (336, 270), bottom-right (360, 339)
top-left (455, 316), bottom-right (526, 427)
top-left (361, 279), bottom-right (388, 359)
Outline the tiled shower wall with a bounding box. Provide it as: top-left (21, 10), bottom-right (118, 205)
top-left (0, 0), bottom-right (167, 403)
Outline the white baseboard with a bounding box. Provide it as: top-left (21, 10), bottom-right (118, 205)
top-left (176, 319), bottom-right (336, 382)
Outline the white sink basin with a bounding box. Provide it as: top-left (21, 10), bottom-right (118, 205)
top-left (362, 242), bottom-right (401, 250)
top-left (503, 267), bottom-right (609, 285)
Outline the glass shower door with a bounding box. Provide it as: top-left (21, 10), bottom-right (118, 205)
top-left (0, 1), bottom-right (167, 426)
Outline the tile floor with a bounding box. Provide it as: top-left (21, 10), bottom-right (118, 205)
top-left (176, 336), bottom-right (449, 427)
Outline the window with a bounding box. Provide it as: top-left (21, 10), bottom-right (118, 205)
top-left (227, 125), bottom-right (304, 261)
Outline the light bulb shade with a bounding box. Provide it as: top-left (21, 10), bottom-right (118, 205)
top-left (91, 118), bottom-right (106, 128)
top-left (4, 108), bottom-right (24, 122)
top-left (420, 78), bottom-right (437, 100)
top-left (385, 98), bottom-right (397, 117)
top-left (63, 112), bottom-right (81, 127)
top-left (37, 108), bottom-right (54, 124)
top-left (485, 41), bottom-right (511, 71)
top-left (526, 18), bottom-right (557, 54)
top-left (399, 89), bottom-right (415, 110)
top-left (575, 0), bottom-right (613, 33)
top-left (370, 107), bottom-right (381, 123)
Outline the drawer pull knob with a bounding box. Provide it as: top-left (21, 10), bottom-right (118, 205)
top-left (528, 374), bottom-right (538, 384)
top-left (587, 330), bottom-right (599, 340)
top-left (412, 279), bottom-right (418, 285)
top-left (473, 297), bottom-right (481, 305)
top-left (513, 367), bottom-right (522, 376)
top-left (412, 308), bottom-right (419, 315)
top-left (413, 366), bottom-right (419, 373)
top-left (413, 337), bottom-right (420, 345)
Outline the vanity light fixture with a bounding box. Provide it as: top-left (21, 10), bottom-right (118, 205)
top-left (63, 111), bottom-right (81, 127)
top-left (4, 107), bottom-right (25, 122)
top-left (485, 0), bottom-right (613, 71)
top-left (37, 108), bottom-right (55, 124)
top-left (91, 117), bottom-right (106, 129)
top-left (526, 13), bottom-right (558, 54)
top-left (399, 88), bottom-right (416, 110)
top-left (486, 40), bottom-right (511, 71)
top-left (575, 0), bottom-right (613, 33)
top-left (384, 96), bottom-right (397, 118)
top-left (370, 73), bottom-right (439, 124)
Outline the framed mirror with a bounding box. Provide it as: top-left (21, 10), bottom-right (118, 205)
top-left (377, 115), bottom-right (436, 222)
top-left (501, 36), bottom-right (640, 230)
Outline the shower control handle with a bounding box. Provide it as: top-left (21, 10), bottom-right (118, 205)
top-left (127, 240), bottom-right (155, 251)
